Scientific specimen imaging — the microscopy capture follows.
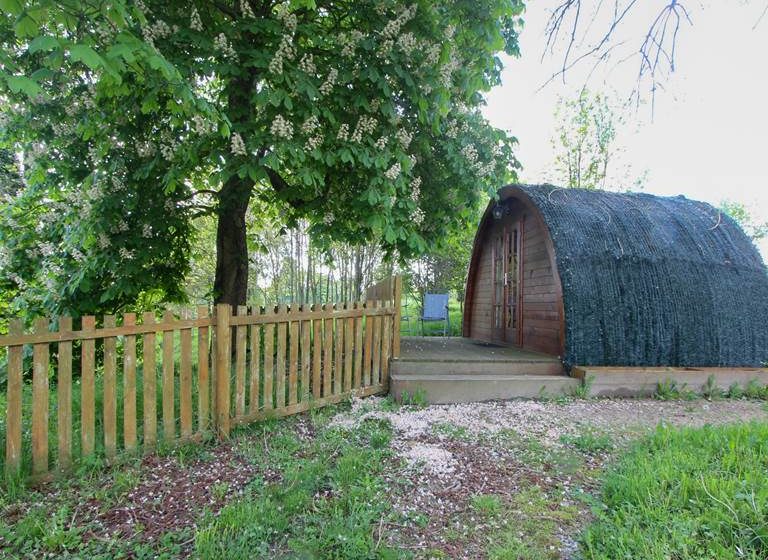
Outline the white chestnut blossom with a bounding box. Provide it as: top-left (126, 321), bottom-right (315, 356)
top-left (380, 4), bottom-right (418, 40)
top-left (298, 53), bottom-right (316, 74)
top-left (397, 32), bottom-right (417, 55)
top-left (119, 247), bottom-right (135, 260)
top-left (396, 129), bottom-right (413, 149)
top-left (319, 68), bottom-right (338, 96)
top-left (39, 242), bottom-right (55, 257)
top-left (142, 224), bottom-right (153, 238)
top-left (337, 123), bottom-right (350, 141)
top-left (269, 5), bottom-right (298, 74)
top-left (374, 136), bottom-right (388, 150)
top-left (461, 144), bottom-right (478, 164)
top-left (192, 114), bottom-right (216, 136)
top-left (384, 162), bottom-right (401, 181)
top-left (214, 33), bottom-right (238, 60)
top-left (441, 57), bottom-right (460, 87)
top-left (190, 7), bottom-right (203, 31)
top-left (445, 119), bottom-right (460, 138)
top-left (135, 140), bottom-right (156, 158)
top-left (98, 233), bottom-right (111, 249)
top-left (340, 31), bottom-right (364, 57)
top-left (270, 115), bottom-right (294, 139)
top-left (424, 42), bottom-right (441, 66)
top-left (323, 212), bottom-right (334, 225)
top-left (230, 132), bottom-right (247, 156)
top-left (410, 176), bottom-right (422, 201)
top-left (412, 206), bottom-right (425, 225)
top-left (142, 19), bottom-right (172, 48)
top-left (351, 116), bottom-right (377, 143)
top-left (71, 248), bottom-right (85, 263)
top-left (240, 0), bottom-right (255, 19)
top-left (305, 135), bottom-right (322, 151)
top-left (301, 115), bottom-right (320, 134)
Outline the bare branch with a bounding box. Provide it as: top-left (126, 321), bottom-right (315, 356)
top-left (753, 2), bottom-right (768, 30)
top-left (542, 0), bottom-right (692, 107)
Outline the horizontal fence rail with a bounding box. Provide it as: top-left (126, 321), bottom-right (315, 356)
top-left (0, 276), bottom-right (401, 481)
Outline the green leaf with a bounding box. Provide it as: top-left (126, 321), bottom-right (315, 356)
top-left (69, 44), bottom-right (107, 71)
top-left (4, 75), bottom-right (42, 98)
top-left (106, 42), bottom-right (136, 63)
top-left (0, 0), bottom-right (23, 15)
top-left (28, 36), bottom-right (60, 54)
top-left (14, 13), bottom-right (41, 37)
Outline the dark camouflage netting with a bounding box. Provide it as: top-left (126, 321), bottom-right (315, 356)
top-left (512, 184), bottom-right (768, 368)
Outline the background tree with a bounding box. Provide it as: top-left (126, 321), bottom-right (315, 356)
top-left (549, 88), bottom-right (646, 191)
top-left (0, 0), bottom-right (524, 317)
top-left (719, 200), bottom-right (768, 242)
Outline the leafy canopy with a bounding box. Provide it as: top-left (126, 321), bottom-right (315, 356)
top-left (0, 0), bottom-right (523, 316)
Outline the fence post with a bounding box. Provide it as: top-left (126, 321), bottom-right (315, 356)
top-left (214, 303), bottom-right (232, 439)
top-left (392, 275), bottom-right (402, 359)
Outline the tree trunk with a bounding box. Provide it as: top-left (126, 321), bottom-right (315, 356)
top-left (214, 176), bottom-right (252, 307)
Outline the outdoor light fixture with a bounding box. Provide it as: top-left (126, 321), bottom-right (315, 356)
top-left (492, 202), bottom-right (505, 220)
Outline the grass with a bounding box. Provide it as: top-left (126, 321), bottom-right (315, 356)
top-left (560, 429), bottom-right (614, 454)
top-left (580, 422), bottom-right (768, 559)
top-left (194, 414), bottom-right (406, 559)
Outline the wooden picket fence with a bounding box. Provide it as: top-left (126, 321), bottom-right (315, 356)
top-left (0, 276), bottom-right (402, 481)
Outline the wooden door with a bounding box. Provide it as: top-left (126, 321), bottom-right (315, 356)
top-left (491, 224), bottom-right (523, 345)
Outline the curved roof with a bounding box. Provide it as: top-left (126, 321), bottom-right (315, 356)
top-left (502, 184), bottom-right (768, 368)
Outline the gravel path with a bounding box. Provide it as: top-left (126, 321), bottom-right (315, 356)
top-left (333, 397), bottom-right (768, 446)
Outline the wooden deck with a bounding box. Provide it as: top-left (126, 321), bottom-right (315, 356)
top-left (400, 337), bottom-right (559, 363)
top-left (390, 338), bottom-right (768, 403)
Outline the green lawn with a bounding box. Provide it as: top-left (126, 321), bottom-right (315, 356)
top-left (580, 422), bottom-right (768, 559)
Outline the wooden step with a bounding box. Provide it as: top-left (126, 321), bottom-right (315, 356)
top-left (390, 373), bottom-right (580, 403)
top-left (391, 359), bottom-right (564, 377)
top-left (573, 366), bottom-right (768, 397)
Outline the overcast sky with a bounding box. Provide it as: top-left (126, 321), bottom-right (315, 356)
top-left (483, 1), bottom-right (768, 258)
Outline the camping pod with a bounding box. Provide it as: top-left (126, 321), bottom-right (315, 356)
top-left (462, 184), bottom-right (768, 368)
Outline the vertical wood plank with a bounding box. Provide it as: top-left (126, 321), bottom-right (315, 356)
top-left (196, 306), bottom-right (210, 433)
top-left (31, 318), bottom-right (49, 476)
top-left (353, 304), bottom-right (363, 389)
top-left (103, 315), bottom-right (117, 460)
top-left (248, 307), bottom-right (261, 416)
top-left (180, 310), bottom-right (193, 439)
top-left (275, 304), bottom-right (287, 409)
top-left (162, 310), bottom-right (175, 442)
top-left (5, 320), bottom-right (23, 477)
top-left (263, 308), bottom-right (275, 411)
top-left (392, 275), bottom-right (402, 358)
top-left (334, 304), bottom-right (344, 395)
top-left (344, 304), bottom-right (353, 393)
top-left (214, 304), bottom-right (231, 438)
top-left (235, 305), bottom-right (247, 419)
top-left (381, 312), bottom-right (392, 388)
top-left (312, 305), bottom-right (322, 400)
top-left (300, 309), bottom-right (311, 402)
top-left (142, 312), bottom-right (157, 450)
top-left (371, 301), bottom-right (382, 385)
top-left (362, 302), bottom-right (374, 386)
top-left (81, 315), bottom-right (96, 458)
top-left (57, 317), bottom-right (73, 471)
top-left (288, 307), bottom-right (299, 405)
top-left (323, 305), bottom-right (333, 397)
top-left (122, 314), bottom-right (137, 452)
